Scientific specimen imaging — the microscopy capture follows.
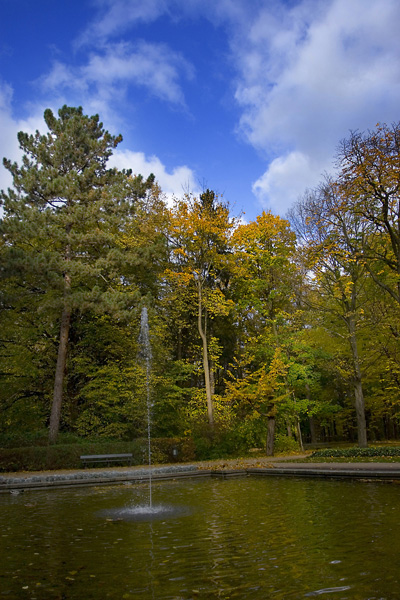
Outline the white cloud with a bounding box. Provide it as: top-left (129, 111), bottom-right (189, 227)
top-left (5, 0), bottom-right (400, 221)
top-left (0, 82), bottom-right (16, 193)
top-left (230, 0), bottom-right (400, 211)
top-left (41, 62), bottom-right (88, 94)
top-left (0, 82), bottom-right (46, 195)
top-left (252, 151), bottom-right (326, 216)
top-left (40, 41), bottom-right (193, 108)
top-left (76, 0), bottom-right (237, 47)
top-left (76, 0), bottom-right (170, 47)
top-left (110, 149), bottom-right (199, 204)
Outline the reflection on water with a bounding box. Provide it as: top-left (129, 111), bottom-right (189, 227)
top-left (1, 476), bottom-right (400, 599)
top-left (305, 586), bottom-right (351, 597)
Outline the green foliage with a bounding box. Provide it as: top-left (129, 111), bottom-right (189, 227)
top-left (232, 417), bottom-right (268, 450)
top-left (274, 434), bottom-right (301, 454)
top-left (190, 422), bottom-right (248, 460)
top-left (0, 437), bottom-right (195, 472)
top-left (151, 361), bottom-right (195, 437)
top-left (0, 430), bottom-right (58, 448)
top-left (311, 447), bottom-right (400, 458)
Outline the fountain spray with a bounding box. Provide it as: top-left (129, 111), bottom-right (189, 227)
top-left (138, 306), bottom-right (153, 508)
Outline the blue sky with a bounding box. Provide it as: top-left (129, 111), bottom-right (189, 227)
top-left (1, 0), bottom-right (400, 221)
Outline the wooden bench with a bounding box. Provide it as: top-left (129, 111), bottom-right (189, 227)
top-left (80, 453), bottom-right (133, 467)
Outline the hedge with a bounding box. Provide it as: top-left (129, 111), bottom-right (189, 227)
top-left (0, 437), bottom-right (196, 472)
top-left (311, 447), bottom-right (400, 458)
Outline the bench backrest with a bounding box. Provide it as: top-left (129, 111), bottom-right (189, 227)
top-left (80, 453), bottom-right (133, 460)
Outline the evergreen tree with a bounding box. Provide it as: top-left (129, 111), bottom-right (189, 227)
top-left (0, 105), bottom-right (154, 442)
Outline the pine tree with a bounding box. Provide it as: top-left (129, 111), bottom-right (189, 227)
top-left (0, 105), bottom-right (154, 442)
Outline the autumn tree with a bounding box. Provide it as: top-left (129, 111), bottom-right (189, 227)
top-left (225, 346), bottom-right (288, 455)
top-left (289, 179), bottom-right (371, 447)
top-left (337, 122), bottom-right (400, 304)
top-left (0, 105), bottom-right (154, 442)
top-left (167, 190), bottom-right (235, 427)
top-left (231, 211), bottom-right (299, 454)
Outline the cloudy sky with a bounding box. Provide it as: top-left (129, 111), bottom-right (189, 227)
top-left (1, 0), bottom-right (400, 220)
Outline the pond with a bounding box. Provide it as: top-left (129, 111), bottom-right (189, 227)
top-left (1, 475), bottom-right (400, 599)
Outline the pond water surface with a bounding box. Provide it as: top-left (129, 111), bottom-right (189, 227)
top-left (1, 475), bottom-right (400, 599)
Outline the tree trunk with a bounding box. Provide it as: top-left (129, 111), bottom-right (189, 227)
top-left (354, 377), bottom-right (367, 447)
top-left (177, 328), bottom-right (182, 360)
top-left (210, 360), bottom-right (215, 396)
top-left (49, 304), bottom-right (71, 443)
top-left (197, 282), bottom-right (214, 427)
top-left (49, 252), bottom-right (71, 444)
top-left (347, 314), bottom-right (368, 448)
top-left (296, 416), bottom-right (304, 452)
top-left (305, 383), bottom-right (317, 444)
top-left (266, 415), bottom-right (275, 456)
top-left (309, 416), bottom-right (317, 444)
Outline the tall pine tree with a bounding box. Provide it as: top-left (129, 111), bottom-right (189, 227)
top-left (1, 105), bottom-right (154, 442)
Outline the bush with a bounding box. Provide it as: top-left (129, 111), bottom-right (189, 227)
top-left (188, 418), bottom-right (250, 461)
top-left (274, 434), bottom-right (300, 454)
top-left (0, 430), bottom-right (105, 449)
top-left (192, 433), bottom-right (244, 461)
top-left (0, 430), bottom-right (52, 448)
top-left (311, 446), bottom-right (400, 458)
top-left (0, 437), bottom-right (196, 472)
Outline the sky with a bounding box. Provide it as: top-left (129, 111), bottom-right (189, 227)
top-left (1, 0), bottom-right (400, 221)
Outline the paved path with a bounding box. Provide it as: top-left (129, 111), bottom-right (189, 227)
top-left (2, 455), bottom-right (400, 491)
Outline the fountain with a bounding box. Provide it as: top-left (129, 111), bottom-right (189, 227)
top-left (98, 306), bottom-right (179, 521)
top-left (138, 306), bottom-right (153, 508)
top-left (94, 306), bottom-right (193, 523)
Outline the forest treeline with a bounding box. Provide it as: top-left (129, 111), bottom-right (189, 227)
top-left (1, 106), bottom-right (400, 455)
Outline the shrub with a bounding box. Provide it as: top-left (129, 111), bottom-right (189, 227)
top-left (0, 430), bottom-right (51, 448)
top-left (0, 430), bottom-right (110, 449)
top-left (0, 437), bottom-right (195, 472)
top-left (274, 434), bottom-right (300, 454)
top-left (187, 417), bottom-right (251, 460)
top-left (311, 447), bottom-right (400, 458)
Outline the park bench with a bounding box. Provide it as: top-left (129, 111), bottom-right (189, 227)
top-left (80, 453), bottom-right (133, 468)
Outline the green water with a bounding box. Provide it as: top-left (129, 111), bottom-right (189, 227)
top-left (1, 476), bottom-right (400, 599)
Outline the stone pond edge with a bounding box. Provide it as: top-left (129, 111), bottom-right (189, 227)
top-left (2, 463), bottom-right (400, 492)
